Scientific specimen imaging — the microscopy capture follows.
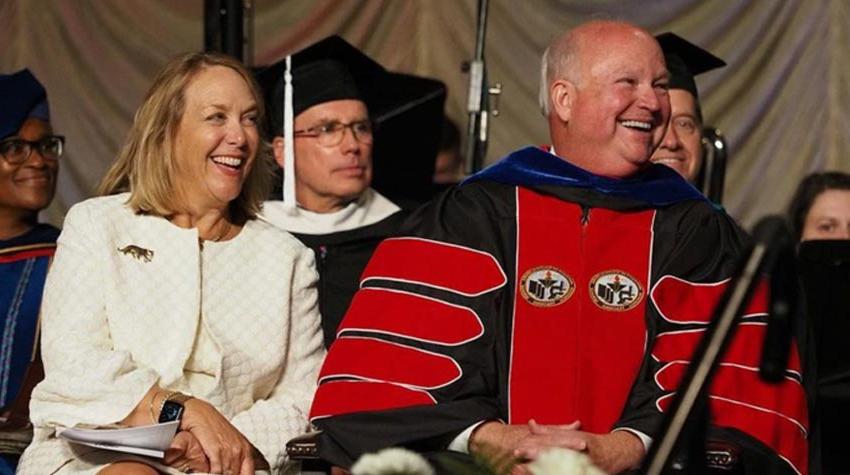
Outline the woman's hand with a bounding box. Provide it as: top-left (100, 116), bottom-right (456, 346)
top-left (164, 430), bottom-right (210, 473)
top-left (180, 398), bottom-right (255, 475)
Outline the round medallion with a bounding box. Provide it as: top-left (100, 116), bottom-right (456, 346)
top-left (520, 266), bottom-right (575, 307)
top-left (589, 270), bottom-right (644, 311)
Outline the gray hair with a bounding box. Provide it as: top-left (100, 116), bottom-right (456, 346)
top-left (538, 45), bottom-right (552, 116)
top-left (538, 31), bottom-right (581, 117)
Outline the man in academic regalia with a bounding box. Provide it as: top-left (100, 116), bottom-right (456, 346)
top-left (0, 68), bottom-right (62, 474)
top-left (650, 33), bottom-right (725, 184)
top-left (256, 37), bottom-right (445, 348)
top-left (308, 21), bottom-right (808, 475)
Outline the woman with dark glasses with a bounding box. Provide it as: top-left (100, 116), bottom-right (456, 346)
top-left (0, 68), bottom-right (62, 474)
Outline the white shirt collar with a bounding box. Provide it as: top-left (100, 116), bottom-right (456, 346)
top-left (260, 188), bottom-right (400, 235)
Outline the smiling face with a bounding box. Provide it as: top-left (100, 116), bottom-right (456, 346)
top-left (551, 23), bottom-right (670, 178)
top-left (172, 65), bottom-right (259, 214)
top-left (802, 189), bottom-right (850, 240)
top-left (650, 89), bottom-right (703, 181)
top-left (273, 99), bottom-right (373, 213)
top-left (0, 117), bottom-right (58, 219)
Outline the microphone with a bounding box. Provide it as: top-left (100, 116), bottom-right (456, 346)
top-left (752, 216), bottom-right (798, 382)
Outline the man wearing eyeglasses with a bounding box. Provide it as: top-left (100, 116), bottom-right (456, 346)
top-left (279, 97), bottom-right (376, 218)
top-left (649, 33), bottom-right (725, 185)
top-left (257, 37), bottom-right (408, 349)
top-left (0, 68), bottom-right (62, 473)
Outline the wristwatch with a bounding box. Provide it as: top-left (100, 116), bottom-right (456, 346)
top-left (158, 391), bottom-right (193, 423)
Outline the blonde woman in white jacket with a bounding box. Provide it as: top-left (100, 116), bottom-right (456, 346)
top-left (17, 52), bottom-right (325, 475)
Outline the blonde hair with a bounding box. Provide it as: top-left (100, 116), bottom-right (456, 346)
top-left (98, 51), bottom-right (272, 219)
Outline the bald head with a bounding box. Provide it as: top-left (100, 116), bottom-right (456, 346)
top-left (540, 21), bottom-right (662, 115)
top-left (542, 20), bottom-right (671, 178)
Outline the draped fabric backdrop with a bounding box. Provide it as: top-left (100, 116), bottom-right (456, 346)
top-left (2, 0), bottom-right (848, 228)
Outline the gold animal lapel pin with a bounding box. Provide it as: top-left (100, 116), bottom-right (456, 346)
top-left (118, 245), bottom-right (154, 263)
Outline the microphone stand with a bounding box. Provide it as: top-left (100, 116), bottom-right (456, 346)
top-left (643, 217), bottom-right (794, 475)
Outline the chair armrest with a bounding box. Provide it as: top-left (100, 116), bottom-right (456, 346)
top-left (286, 430), bottom-right (323, 460)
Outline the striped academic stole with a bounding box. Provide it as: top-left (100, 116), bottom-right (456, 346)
top-left (508, 187), bottom-right (654, 433)
top-left (0, 242), bottom-right (55, 407)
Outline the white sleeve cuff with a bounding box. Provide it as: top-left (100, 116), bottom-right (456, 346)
top-left (447, 420), bottom-right (489, 454)
top-left (613, 427), bottom-right (652, 452)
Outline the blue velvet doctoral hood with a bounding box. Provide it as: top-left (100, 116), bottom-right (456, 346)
top-left (463, 146), bottom-right (706, 207)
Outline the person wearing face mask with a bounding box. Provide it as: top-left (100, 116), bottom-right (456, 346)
top-left (0, 68), bottom-right (61, 474)
top-left (650, 33), bottom-right (725, 185)
top-left (17, 53), bottom-right (324, 475)
top-left (308, 21), bottom-right (808, 475)
top-left (788, 171), bottom-right (850, 241)
top-left (790, 171), bottom-right (850, 474)
top-left (257, 36), bottom-right (445, 349)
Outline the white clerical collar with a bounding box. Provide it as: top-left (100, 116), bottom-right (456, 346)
top-left (260, 188), bottom-right (400, 235)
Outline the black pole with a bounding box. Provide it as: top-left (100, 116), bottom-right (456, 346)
top-left (464, 0), bottom-right (489, 174)
top-left (204, 0), bottom-right (244, 60)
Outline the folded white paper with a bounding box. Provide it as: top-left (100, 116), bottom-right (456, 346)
top-left (56, 420), bottom-right (179, 458)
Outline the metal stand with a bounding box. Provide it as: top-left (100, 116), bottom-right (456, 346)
top-left (464, 0), bottom-right (492, 174)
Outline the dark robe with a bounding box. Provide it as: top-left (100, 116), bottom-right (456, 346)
top-left (0, 223), bottom-right (58, 474)
top-left (291, 212), bottom-right (406, 348)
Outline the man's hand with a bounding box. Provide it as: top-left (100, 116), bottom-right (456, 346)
top-left (516, 422), bottom-right (645, 474)
top-left (581, 430), bottom-right (644, 473)
top-left (469, 420), bottom-right (582, 473)
top-left (515, 419), bottom-right (587, 457)
top-left (469, 421), bottom-right (533, 473)
top-left (164, 430), bottom-right (210, 473)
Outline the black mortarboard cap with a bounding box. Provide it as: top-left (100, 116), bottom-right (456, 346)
top-left (258, 55), bottom-right (363, 134)
top-left (256, 36), bottom-right (447, 207)
top-left (656, 32), bottom-right (726, 100)
top-left (0, 69), bottom-right (50, 139)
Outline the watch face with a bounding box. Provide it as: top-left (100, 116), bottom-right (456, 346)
top-left (159, 400), bottom-right (185, 423)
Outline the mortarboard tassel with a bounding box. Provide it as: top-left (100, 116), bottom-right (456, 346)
top-left (282, 54), bottom-right (297, 214)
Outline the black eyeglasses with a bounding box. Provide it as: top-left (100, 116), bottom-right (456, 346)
top-left (293, 120), bottom-right (373, 147)
top-left (0, 135), bottom-right (65, 165)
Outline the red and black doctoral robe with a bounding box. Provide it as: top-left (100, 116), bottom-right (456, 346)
top-left (309, 147), bottom-right (808, 474)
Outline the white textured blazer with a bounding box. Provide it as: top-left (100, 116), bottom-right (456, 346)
top-left (19, 193), bottom-right (325, 474)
